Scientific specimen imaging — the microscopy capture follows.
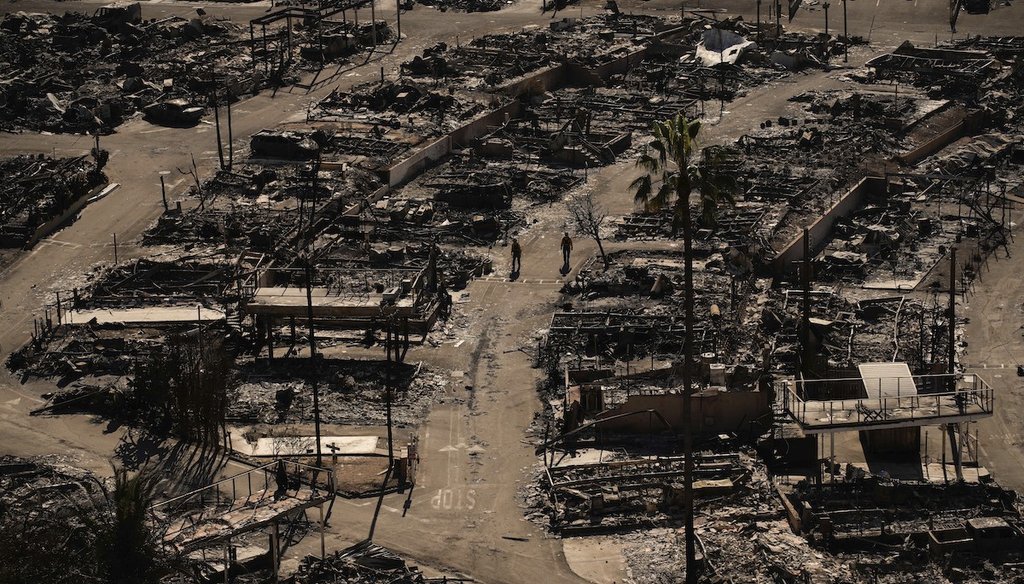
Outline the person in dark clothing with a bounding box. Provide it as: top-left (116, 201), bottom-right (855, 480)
top-left (511, 237), bottom-right (522, 272)
top-left (437, 278), bottom-right (452, 320)
top-left (560, 232), bottom-right (573, 265)
top-left (274, 460), bottom-right (289, 500)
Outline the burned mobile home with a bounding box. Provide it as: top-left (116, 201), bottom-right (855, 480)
top-left (0, 5), bottom-right (256, 133)
top-left (0, 153), bottom-right (108, 252)
top-left (0, 0), bottom-right (400, 134)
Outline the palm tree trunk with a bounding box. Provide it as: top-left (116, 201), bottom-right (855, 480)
top-left (681, 191), bottom-right (697, 584)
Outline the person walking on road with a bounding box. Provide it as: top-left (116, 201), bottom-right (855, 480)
top-left (561, 232), bottom-right (573, 266)
top-left (511, 237), bottom-right (522, 273)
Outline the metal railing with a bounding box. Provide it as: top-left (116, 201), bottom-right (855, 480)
top-left (780, 373), bottom-right (994, 429)
top-left (149, 460), bottom-right (334, 547)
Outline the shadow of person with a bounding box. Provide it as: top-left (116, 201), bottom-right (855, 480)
top-left (510, 269), bottom-right (520, 281)
top-left (559, 261), bottom-right (571, 276)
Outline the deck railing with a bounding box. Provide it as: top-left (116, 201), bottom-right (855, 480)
top-left (148, 459), bottom-right (334, 545)
top-left (780, 373), bottom-right (994, 429)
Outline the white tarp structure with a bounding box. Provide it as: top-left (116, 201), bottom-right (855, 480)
top-left (858, 362), bottom-right (918, 399)
top-left (695, 28), bottom-right (756, 67)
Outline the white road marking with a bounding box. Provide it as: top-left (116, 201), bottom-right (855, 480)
top-left (37, 239), bottom-right (83, 249)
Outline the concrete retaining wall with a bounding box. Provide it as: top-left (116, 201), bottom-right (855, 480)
top-left (343, 184), bottom-right (390, 216)
top-left (448, 100), bottom-right (522, 145)
top-left (588, 46), bottom-right (651, 81)
top-left (898, 110), bottom-right (986, 166)
top-left (385, 135), bottom-right (452, 187)
top-left (497, 63), bottom-right (570, 98)
top-left (899, 120), bottom-right (968, 166)
top-left (497, 46), bottom-right (651, 97)
top-left (772, 176), bottom-right (887, 275)
top-left (384, 100), bottom-right (522, 187)
top-left (27, 182), bottom-right (108, 248)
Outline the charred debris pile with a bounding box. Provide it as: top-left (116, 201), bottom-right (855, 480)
top-left (412, 0), bottom-right (512, 15)
top-left (7, 12), bottom-right (882, 453)
top-left (309, 79), bottom-right (493, 136)
top-left (228, 358), bottom-right (447, 427)
top-left (0, 1), bottom-right (399, 134)
top-left (531, 33), bottom-right (1024, 584)
top-left (0, 5), bottom-right (258, 133)
top-left (0, 153), bottom-right (108, 249)
top-left (294, 541), bottom-right (464, 583)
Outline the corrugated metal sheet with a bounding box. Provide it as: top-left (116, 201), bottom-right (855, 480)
top-left (859, 362), bottom-right (917, 399)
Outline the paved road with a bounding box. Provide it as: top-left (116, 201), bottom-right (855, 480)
top-left (964, 240), bottom-right (1024, 491)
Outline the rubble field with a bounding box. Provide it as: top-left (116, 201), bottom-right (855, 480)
top-left (6, 4), bottom-right (1024, 582)
top-left (0, 153), bottom-right (107, 249)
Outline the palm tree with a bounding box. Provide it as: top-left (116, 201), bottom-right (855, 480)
top-left (629, 114), bottom-right (735, 584)
top-left (94, 465), bottom-right (164, 584)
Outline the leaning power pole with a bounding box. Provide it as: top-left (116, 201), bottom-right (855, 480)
top-left (368, 312), bottom-right (400, 541)
top-left (303, 159), bottom-right (323, 468)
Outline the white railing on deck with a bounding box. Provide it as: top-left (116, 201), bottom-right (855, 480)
top-left (780, 373), bottom-right (994, 428)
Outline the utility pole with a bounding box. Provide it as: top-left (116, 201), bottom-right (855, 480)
top-left (303, 159), bottom-right (323, 468)
top-left (801, 228), bottom-right (813, 382)
top-left (227, 94), bottom-right (234, 171)
top-left (822, 2), bottom-right (831, 67)
top-left (160, 175), bottom-right (168, 211)
top-left (371, 0), bottom-right (377, 51)
top-left (842, 0), bottom-right (848, 63)
top-left (947, 247), bottom-right (964, 482)
top-left (385, 318), bottom-right (395, 481)
top-left (775, 0), bottom-right (782, 37)
top-left (305, 255), bottom-right (323, 468)
top-left (948, 247), bottom-right (956, 381)
top-left (680, 151), bottom-right (696, 584)
top-left (112, 233), bottom-right (118, 265)
top-left (213, 92), bottom-right (225, 170)
top-left (756, 0), bottom-right (761, 41)
top-left (369, 313), bottom-right (399, 541)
